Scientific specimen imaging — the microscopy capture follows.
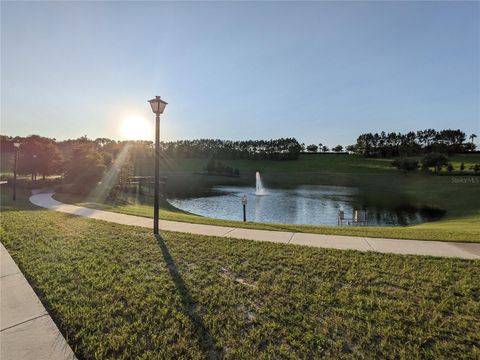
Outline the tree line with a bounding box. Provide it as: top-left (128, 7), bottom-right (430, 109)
top-left (0, 135), bottom-right (114, 191)
top-left (353, 129), bottom-right (477, 157)
top-left (157, 138), bottom-right (302, 160)
top-left (304, 144), bottom-right (346, 153)
top-left (1, 129), bottom-right (477, 191)
top-left (0, 135), bottom-right (303, 193)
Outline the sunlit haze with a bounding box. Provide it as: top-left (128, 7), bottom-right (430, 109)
top-left (120, 116), bottom-right (153, 141)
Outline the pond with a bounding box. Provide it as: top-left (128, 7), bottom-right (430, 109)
top-left (168, 185), bottom-right (444, 227)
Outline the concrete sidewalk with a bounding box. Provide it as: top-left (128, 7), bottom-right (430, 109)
top-left (0, 242), bottom-right (76, 360)
top-left (30, 193), bottom-right (480, 260)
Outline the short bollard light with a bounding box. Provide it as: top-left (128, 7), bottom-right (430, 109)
top-left (241, 194), bottom-right (248, 222)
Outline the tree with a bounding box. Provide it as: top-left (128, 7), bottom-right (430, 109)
top-left (101, 152), bottom-right (113, 167)
top-left (64, 145), bottom-right (106, 193)
top-left (469, 134), bottom-right (477, 152)
top-left (332, 145), bottom-right (343, 152)
top-left (306, 144), bottom-right (318, 152)
top-left (391, 158), bottom-right (419, 174)
top-left (472, 164), bottom-right (480, 174)
top-left (205, 158), bottom-right (216, 173)
top-left (321, 145), bottom-right (329, 152)
top-left (346, 145), bottom-right (356, 153)
top-left (158, 138), bottom-right (302, 161)
top-left (17, 135), bottom-right (63, 180)
top-left (354, 129), bottom-right (470, 157)
top-left (470, 134), bottom-right (477, 145)
top-left (421, 153), bottom-right (449, 174)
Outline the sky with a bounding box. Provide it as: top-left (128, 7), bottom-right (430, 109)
top-left (1, 1), bottom-right (479, 146)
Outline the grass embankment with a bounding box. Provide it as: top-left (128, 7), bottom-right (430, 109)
top-left (1, 190), bottom-right (479, 359)
top-left (54, 192), bottom-right (480, 242)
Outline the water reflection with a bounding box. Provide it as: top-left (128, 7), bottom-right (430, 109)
top-left (168, 185), bottom-right (443, 227)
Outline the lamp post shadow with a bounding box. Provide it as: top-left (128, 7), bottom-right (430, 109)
top-left (154, 234), bottom-right (221, 359)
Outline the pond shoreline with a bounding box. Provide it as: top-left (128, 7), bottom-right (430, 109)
top-left (169, 185), bottom-right (445, 228)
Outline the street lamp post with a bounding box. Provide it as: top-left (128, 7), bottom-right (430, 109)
top-left (148, 96), bottom-right (168, 235)
top-left (12, 142), bottom-right (20, 201)
top-left (241, 195), bottom-right (248, 222)
top-left (32, 154), bottom-right (37, 181)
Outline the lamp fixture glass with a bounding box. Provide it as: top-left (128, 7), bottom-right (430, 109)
top-left (148, 96), bottom-right (168, 115)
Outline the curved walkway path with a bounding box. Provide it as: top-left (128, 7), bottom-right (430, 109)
top-left (30, 192), bottom-right (480, 260)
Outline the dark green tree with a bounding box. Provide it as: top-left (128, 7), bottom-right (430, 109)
top-left (391, 158), bottom-right (419, 174)
top-left (473, 164), bottom-right (480, 174)
top-left (17, 135), bottom-right (63, 180)
top-left (64, 145), bottom-right (106, 193)
top-left (205, 158), bottom-right (216, 173)
top-left (421, 153), bottom-right (449, 174)
top-left (306, 144), bottom-right (318, 152)
top-left (346, 145), bottom-right (356, 153)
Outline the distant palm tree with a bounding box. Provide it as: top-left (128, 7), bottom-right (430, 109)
top-left (470, 133), bottom-right (477, 144)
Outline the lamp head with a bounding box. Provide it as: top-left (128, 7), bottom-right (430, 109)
top-left (241, 195), bottom-right (248, 205)
top-left (148, 96), bottom-right (168, 115)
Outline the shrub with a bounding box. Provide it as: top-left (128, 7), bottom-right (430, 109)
top-left (472, 164), bottom-right (480, 174)
top-left (421, 153), bottom-right (449, 174)
top-left (391, 158), bottom-right (419, 174)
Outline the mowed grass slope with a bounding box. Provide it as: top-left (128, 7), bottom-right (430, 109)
top-left (155, 153), bottom-right (480, 174)
top-left (1, 190), bottom-right (480, 359)
top-left (54, 192), bottom-right (480, 242)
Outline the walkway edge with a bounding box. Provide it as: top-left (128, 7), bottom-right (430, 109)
top-left (0, 242), bottom-right (77, 360)
top-left (29, 193), bottom-right (480, 260)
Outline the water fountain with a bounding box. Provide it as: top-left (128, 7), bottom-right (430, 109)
top-left (255, 171), bottom-right (268, 195)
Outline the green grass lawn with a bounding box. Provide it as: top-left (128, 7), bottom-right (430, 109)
top-left (1, 190), bottom-right (479, 359)
top-left (152, 153), bottom-right (480, 175)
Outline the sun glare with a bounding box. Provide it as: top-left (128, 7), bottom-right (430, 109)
top-left (120, 116), bottom-right (153, 140)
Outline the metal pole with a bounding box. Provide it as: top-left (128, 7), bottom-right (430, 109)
top-left (243, 204), bottom-right (246, 222)
top-left (13, 148), bottom-right (18, 201)
top-left (153, 113), bottom-right (160, 234)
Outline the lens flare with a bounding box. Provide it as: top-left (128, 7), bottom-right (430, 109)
top-left (120, 116), bottom-right (153, 140)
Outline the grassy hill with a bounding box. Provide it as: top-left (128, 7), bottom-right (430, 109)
top-left (152, 153), bottom-right (480, 175)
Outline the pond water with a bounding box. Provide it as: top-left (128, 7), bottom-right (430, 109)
top-left (168, 185), bottom-right (443, 227)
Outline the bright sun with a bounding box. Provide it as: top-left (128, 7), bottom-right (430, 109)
top-left (120, 116), bottom-right (153, 140)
